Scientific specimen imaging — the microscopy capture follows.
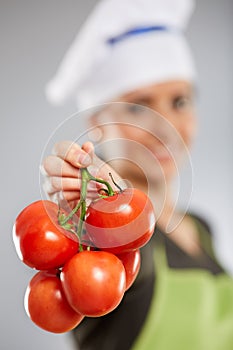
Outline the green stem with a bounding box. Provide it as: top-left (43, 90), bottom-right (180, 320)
top-left (59, 201), bottom-right (82, 225)
top-left (59, 167), bottom-right (115, 250)
top-left (84, 168), bottom-right (115, 196)
top-left (75, 168), bottom-right (89, 251)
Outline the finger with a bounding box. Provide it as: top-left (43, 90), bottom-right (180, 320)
top-left (89, 156), bottom-right (124, 187)
top-left (57, 197), bottom-right (94, 211)
top-left (42, 155), bottom-right (80, 178)
top-left (46, 192), bottom-right (79, 212)
top-left (61, 191), bottom-right (79, 202)
top-left (53, 141), bottom-right (93, 168)
top-left (44, 176), bottom-right (101, 194)
top-left (62, 190), bottom-right (100, 202)
top-left (82, 141), bottom-right (95, 159)
top-left (47, 177), bottom-right (82, 193)
top-left (45, 189), bottom-right (99, 212)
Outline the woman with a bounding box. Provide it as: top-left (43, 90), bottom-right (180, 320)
top-left (42, 0), bottom-right (233, 349)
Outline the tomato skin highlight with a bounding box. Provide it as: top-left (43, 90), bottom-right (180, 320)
top-left (25, 270), bottom-right (84, 333)
top-left (13, 200), bottom-right (79, 270)
top-left (61, 251), bottom-right (126, 317)
top-left (117, 249), bottom-right (141, 290)
top-left (85, 188), bottom-right (156, 253)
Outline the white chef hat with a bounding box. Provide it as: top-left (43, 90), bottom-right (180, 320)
top-left (45, 0), bottom-right (196, 110)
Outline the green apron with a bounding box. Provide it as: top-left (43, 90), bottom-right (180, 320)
top-left (132, 245), bottom-right (233, 350)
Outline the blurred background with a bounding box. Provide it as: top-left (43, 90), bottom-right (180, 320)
top-left (1, 0), bottom-right (232, 349)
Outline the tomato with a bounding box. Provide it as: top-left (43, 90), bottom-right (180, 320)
top-left (117, 249), bottom-right (141, 290)
top-left (24, 270), bottom-right (84, 333)
top-left (13, 200), bottom-right (79, 270)
top-left (85, 188), bottom-right (155, 253)
top-left (61, 251), bottom-right (126, 317)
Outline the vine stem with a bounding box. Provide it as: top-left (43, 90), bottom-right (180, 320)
top-left (59, 167), bottom-right (115, 250)
top-left (75, 169), bottom-right (88, 251)
top-left (86, 169), bottom-right (115, 196)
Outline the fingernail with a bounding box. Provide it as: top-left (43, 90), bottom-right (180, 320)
top-left (77, 153), bottom-right (91, 166)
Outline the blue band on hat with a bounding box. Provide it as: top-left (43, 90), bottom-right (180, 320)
top-left (107, 25), bottom-right (168, 45)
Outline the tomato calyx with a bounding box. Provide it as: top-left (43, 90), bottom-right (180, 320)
top-left (97, 173), bottom-right (122, 198)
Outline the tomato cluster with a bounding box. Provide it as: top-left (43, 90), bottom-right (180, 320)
top-left (13, 184), bottom-right (155, 334)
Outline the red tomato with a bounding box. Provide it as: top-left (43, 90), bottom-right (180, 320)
top-left (85, 188), bottom-right (155, 253)
top-left (61, 251), bottom-right (126, 317)
top-left (25, 270), bottom-right (84, 333)
top-left (117, 249), bottom-right (141, 290)
top-left (13, 200), bottom-right (79, 270)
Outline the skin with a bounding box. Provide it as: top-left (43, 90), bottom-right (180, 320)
top-left (42, 80), bottom-right (203, 257)
top-left (116, 80), bottom-right (197, 181)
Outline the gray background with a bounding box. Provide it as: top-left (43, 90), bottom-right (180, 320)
top-left (1, 1), bottom-right (232, 349)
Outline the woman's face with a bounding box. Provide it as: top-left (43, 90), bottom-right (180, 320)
top-left (120, 80), bottom-right (196, 149)
top-left (91, 80), bottom-right (197, 185)
top-left (121, 80), bottom-right (196, 181)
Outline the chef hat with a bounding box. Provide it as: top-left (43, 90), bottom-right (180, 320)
top-left (46, 0), bottom-right (196, 109)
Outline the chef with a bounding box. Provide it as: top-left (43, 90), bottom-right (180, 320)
top-left (42, 1), bottom-right (233, 349)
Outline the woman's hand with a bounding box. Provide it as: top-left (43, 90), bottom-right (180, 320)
top-left (41, 141), bottom-right (123, 208)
